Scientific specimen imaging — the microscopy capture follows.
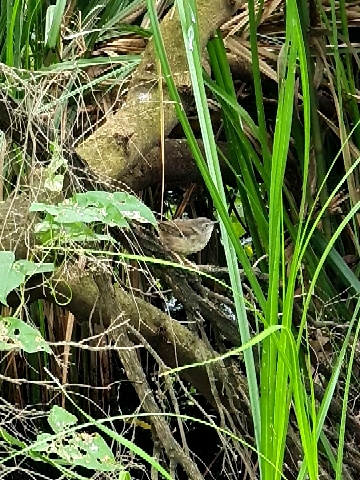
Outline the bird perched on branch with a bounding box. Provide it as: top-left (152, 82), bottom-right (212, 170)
top-left (158, 217), bottom-right (217, 256)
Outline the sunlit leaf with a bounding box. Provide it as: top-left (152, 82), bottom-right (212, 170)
top-left (0, 317), bottom-right (51, 353)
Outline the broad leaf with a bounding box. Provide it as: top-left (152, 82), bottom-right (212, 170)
top-left (0, 317), bottom-right (51, 353)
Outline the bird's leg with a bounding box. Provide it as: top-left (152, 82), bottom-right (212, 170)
top-left (172, 252), bottom-right (184, 265)
top-left (170, 252), bottom-right (199, 270)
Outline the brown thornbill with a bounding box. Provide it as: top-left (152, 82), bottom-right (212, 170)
top-left (158, 217), bottom-right (217, 256)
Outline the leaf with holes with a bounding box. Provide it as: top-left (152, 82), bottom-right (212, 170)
top-left (0, 317), bottom-right (51, 353)
top-left (48, 405), bottom-right (78, 433)
top-left (34, 406), bottom-right (117, 472)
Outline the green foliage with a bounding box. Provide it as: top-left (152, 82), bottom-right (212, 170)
top-left (150, 1), bottom-right (360, 479)
top-left (0, 0), bottom-right (145, 69)
top-left (44, 0), bottom-right (67, 50)
top-left (34, 405), bottom-right (119, 473)
top-left (0, 251), bottom-right (54, 306)
top-left (0, 316), bottom-right (51, 353)
top-left (30, 190), bottom-right (157, 244)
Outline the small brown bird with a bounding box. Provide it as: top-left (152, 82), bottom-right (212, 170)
top-left (158, 217), bottom-right (217, 256)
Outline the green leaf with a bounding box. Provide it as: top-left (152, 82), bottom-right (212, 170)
top-left (33, 432), bottom-right (53, 451)
top-left (118, 471), bottom-right (131, 480)
top-left (45, 0), bottom-right (67, 49)
top-left (0, 317), bottom-right (51, 353)
top-left (15, 260), bottom-right (54, 276)
top-left (31, 189), bottom-right (155, 245)
top-left (34, 406), bottom-right (117, 471)
top-left (63, 432), bottom-right (117, 471)
top-left (74, 191), bottom-right (157, 225)
top-left (55, 205), bottom-right (104, 224)
top-left (112, 192), bottom-right (157, 225)
top-left (0, 252), bottom-right (17, 305)
top-left (0, 252), bottom-right (54, 305)
top-left (48, 406), bottom-right (77, 433)
top-left (29, 203), bottom-right (60, 215)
